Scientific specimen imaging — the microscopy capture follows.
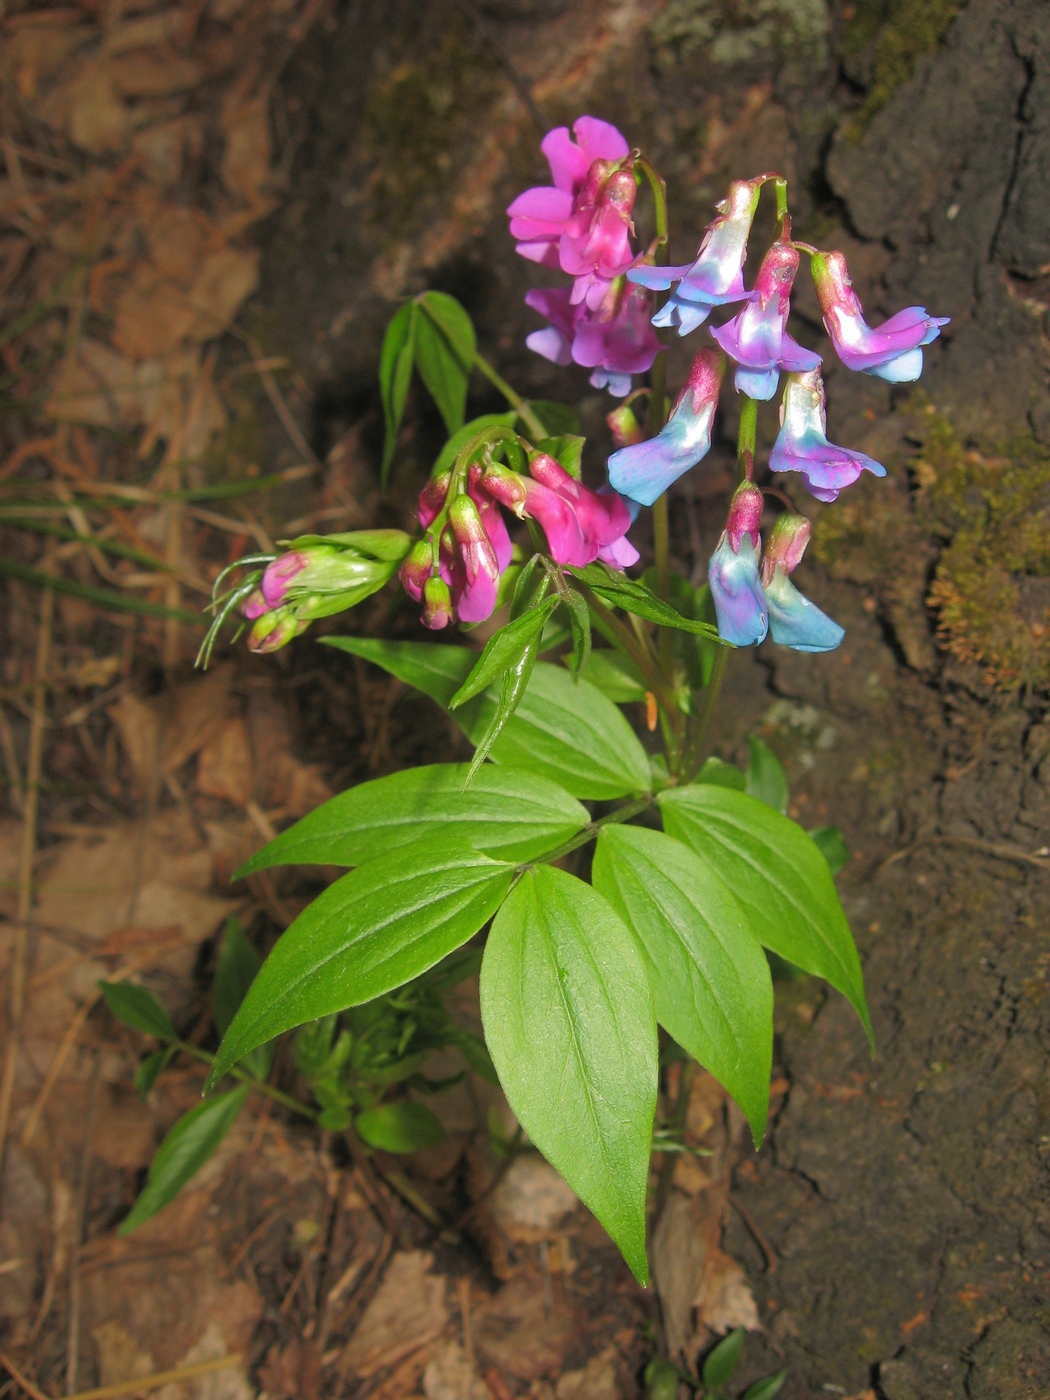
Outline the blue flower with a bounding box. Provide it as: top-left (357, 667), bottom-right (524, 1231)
top-left (708, 481), bottom-right (768, 646)
top-left (769, 370), bottom-right (885, 503)
top-left (607, 350), bottom-right (724, 506)
top-left (760, 513), bottom-right (843, 653)
top-left (627, 178), bottom-right (761, 336)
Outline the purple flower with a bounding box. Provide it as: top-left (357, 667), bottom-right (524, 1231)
top-left (628, 178), bottom-right (763, 335)
top-left (812, 250), bottom-right (949, 382)
top-left (708, 481), bottom-right (768, 646)
top-left (524, 276), bottom-right (660, 398)
top-left (769, 369), bottom-right (886, 502)
top-left (507, 117), bottom-right (633, 286)
top-left (709, 237), bottom-right (822, 401)
top-left (760, 514), bottom-right (844, 652)
top-left (607, 349), bottom-right (725, 506)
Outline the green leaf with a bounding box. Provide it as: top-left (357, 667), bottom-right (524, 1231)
top-left (355, 1101), bottom-right (446, 1153)
top-left (98, 982), bottom-right (175, 1041)
top-left (213, 919), bottom-right (272, 1079)
top-left (431, 413), bottom-right (518, 477)
top-left (746, 735), bottom-right (788, 813)
top-left (415, 292), bottom-right (476, 436)
top-left (742, 1373), bottom-right (787, 1400)
top-left (534, 434), bottom-right (584, 478)
top-left (568, 564), bottom-right (724, 639)
top-left (450, 597), bottom-right (558, 708)
top-left (212, 918), bottom-right (261, 1036)
top-left (526, 401), bottom-right (580, 435)
top-left (379, 303), bottom-right (416, 485)
top-left (696, 756), bottom-right (746, 791)
top-left (454, 1030), bottom-right (499, 1085)
top-left (237, 763), bottom-right (588, 875)
top-left (134, 1046), bottom-right (176, 1098)
top-left (702, 1328), bottom-right (744, 1389)
top-left (576, 649), bottom-right (647, 703)
top-left (322, 636), bottom-right (475, 708)
top-left (331, 639), bottom-right (652, 800)
top-left (592, 825), bottom-right (772, 1143)
top-left (207, 840), bottom-right (516, 1088)
top-left (810, 824), bottom-right (849, 877)
top-left (477, 664), bottom-right (650, 800)
top-left (463, 634), bottom-right (539, 788)
top-left (658, 786), bottom-right (873, 1045)
top-left (560, 588), bottom-right (591, 680)
top-left (480, 866), bottom-right (658, 1283)
top-left (119, 1088), bottom-right (248, 1233)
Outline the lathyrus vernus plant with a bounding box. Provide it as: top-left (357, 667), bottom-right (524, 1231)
top-left (179, 116), bottom-right (947, 1283)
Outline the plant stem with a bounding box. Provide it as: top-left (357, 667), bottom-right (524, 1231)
top-left (539, 795), bottom-right (653, 866)
top-left (681, 645), bottom-right (729, 782)
top-left (737, 394), bottom-right (757, 467)
top-left (575, 580), bottom-right (676, 715)
top-left (177, 1042), bottom-right (317, 1120)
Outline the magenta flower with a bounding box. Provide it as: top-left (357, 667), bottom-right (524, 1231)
top-left (628, 178), bottom-right (763, 335)
top-left (760, 514), bottom-right (843, 652)
top-left (447, 494), bottom-right (500, 624)
top-left (560, 165), bottom-right (638, 308)
top-left (607, 349), bottom-right (725, 506)
top-left (769, 369), bottom-right (885, 502)
top-left (709, 238), bottom-right (822, 401)
top-left (812, 251), bottom-right (949, 382)
top-left (480, 455), bottom-right (637, 570)
top-left (525, 276), bottom-right (660, 398)
top-left (421, 575), bottom-right (453, 631)
top-left (507, 116), bottom-right (632, 282)
top-left (708, 481), bottom-right (768, 647)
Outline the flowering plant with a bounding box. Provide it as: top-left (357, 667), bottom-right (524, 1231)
top-left (186, 118), bottom-right (946, 1285)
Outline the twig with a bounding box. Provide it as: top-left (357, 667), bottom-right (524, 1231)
top-left (0, 705), bottom-right (24, 813)
top-left (0, 561), bottom-right (54, 1178)
top-left (729, 1194), bottom-right (777, 1274)
top-left (880, 834), bottom-right (1050, 874)
top-left (0, 1349), bottom-right (50, 1400)
top-left (241, 333), bottom-right (321, 467)
top-left (66, 1053), bottom-right (100, 1394)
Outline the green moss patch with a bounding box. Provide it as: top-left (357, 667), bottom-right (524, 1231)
top-left (839, 0), bottom-right (965, 137)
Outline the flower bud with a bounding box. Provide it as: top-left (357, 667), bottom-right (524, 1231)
top-left (724, 479), bottom-right (764, 553)
top-left (399, 540), bottom-right (433, 602)
top-left (448, 493), bottom-right (500, 624)
top-left (418, 472), bottom-right (450, 529)
top-left (421, 575), bottom-right (453, 630)
top-left (760, 513), bottom-right (844, 653)
top-left (606, 404), bottom-right (645, 448)
top-left (247, 606), bottom-right (307, 654)
top-left (477, 462), bottom-right (529, 516)
top-left (760, 513), bottom-right (811, 586)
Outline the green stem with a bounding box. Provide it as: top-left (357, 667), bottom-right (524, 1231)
top-left (634, 152), bottom-right (668, 249)
top-left (178, 1042), bottom-right (317, 1119)
top-left (737, 395), bottom-right (757, 465)
top-left (773, 176), bottom-right (789, 228)
top-left (575, 580), bottom-right (676, 714)
top-left (681, 645), bottom-right (729, 782)
top-left (539, 795), bottom-right (653, 866)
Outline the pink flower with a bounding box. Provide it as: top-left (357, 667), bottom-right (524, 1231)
top-left (709, 237), bottom-right (821, 400)
top-left (524, 276), bottom-right (660, 398)
top-left (811, 251), bottom-right (949, 382)
top-left (507, 116), bottom-right (634, 294)
top-left (480, 455), bottom-right (638, 570)
top-left (447, 494), bottom-right (500, 624)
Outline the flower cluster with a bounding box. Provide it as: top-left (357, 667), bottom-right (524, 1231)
top-left (601, 166), bottom-right (949, 651)
top-left (508, 116), bottom-right (660, 397)
top-left (236, 531), bottom-right (412, 653)
top-left (399, 455), bottom-right (639, 630)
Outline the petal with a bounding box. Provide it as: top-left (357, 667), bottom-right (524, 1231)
top-left (597, 533), bottom-right (640, 569)
top-left (735, 365), bottom-right (780, 400)
top-left (540, 127), bottom-right (590, 192)
top-left (607, 405), bottom-right (714, 507)
top-left (514, 238), bottom-right (562, 267)
top-left (766, 571), bottom-right (844, 652)
top-left (709, 536), bottom-right (768, 646)
top-left (627, 263), bottom-right (696, 290)
top-left (864, 346), bottom-right (924, 382)
top-left (573, 115), bottom-right (630, 165)
top-left (507, 185), bottom-right (574, 222)
top-left (526, 327), bottom-right (573, 365)
top-left (777, 333), bottom-right (823, 373)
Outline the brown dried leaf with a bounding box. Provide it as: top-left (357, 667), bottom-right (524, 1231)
top-left (474, 1274), bottom-right (577, 1382)
top-left (694, 1248), bottom-right (760, 1336)
top-left (185, 246), bottom-right (260, 340)
top-left (45, 338), bottom-right (142, 428)
top-left (131, 114), bottom-right (205, 186)
top-left (221, 95), bottom-right (274, 206)
top-left (108, 665), bottom-right (236, 793)
top-left (108, 50), bottom-right (205, 98)
top-left (423, 1342), bottom-right (493, 1400)
top-left (104, 10), bottom-right (190, 56)
top-left (556, 1348), bottom-right (621, 1400)
top-left (43, 62), bottom-right (129, 154)
top-left (341, 1251), bottom-right (447, 1379)
top-left (4, 20), bottom-right (93, 103)
top-left (197, 716), bottom-right (255, 807)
